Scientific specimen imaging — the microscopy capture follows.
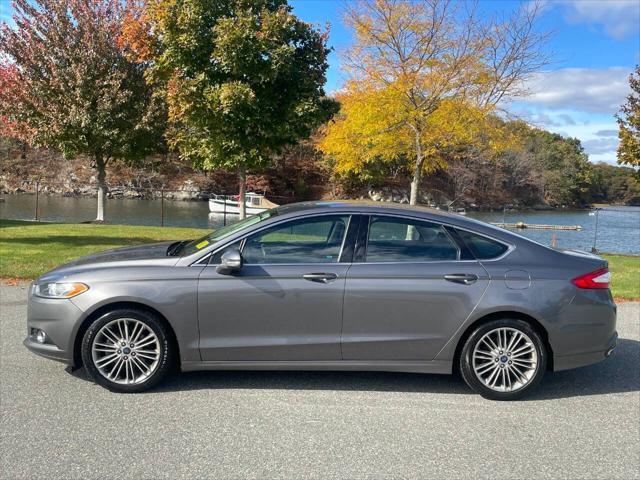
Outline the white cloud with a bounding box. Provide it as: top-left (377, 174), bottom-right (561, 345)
top-left (582, 137), bottom-right (619, 155)
top-left (563, 0), bottom-right (640, 40)
top-left (594, 129), bottom-right (618, 137)
top-left (519, 67), bottom-right (631, 114)
top-left (510, 66), bottom-right (634, 164)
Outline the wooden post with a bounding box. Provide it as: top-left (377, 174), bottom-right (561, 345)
top-left (223, 197), bottom-right (227, 226)
top-left (160, 188), bottom-right (164, 227)
top-left (34, 181), bottom-right (39, 221)
top-left (591, 209), bottom-right (600, 253)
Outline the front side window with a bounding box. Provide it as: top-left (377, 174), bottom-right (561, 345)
top-left (242, 215), bottom-right (350, 264)
top-left (365, 216), bottom-right (459, 262)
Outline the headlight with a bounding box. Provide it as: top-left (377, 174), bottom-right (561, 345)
top-left (34, 282), bottom-right (89, 299)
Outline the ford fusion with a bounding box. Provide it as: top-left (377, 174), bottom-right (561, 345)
top-left (25, 202), bottom-right (617, 400)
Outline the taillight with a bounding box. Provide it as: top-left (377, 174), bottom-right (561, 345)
top-left (572, 267), bottom-right (611, 289)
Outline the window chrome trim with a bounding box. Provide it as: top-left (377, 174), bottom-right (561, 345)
top-left (189, 209), bottom-right (515, 266)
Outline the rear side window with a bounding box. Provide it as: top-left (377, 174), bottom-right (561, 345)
top-left (456, 229), bottom-right (508, 259)
top-left (365, 216), bottom-right (459, 262)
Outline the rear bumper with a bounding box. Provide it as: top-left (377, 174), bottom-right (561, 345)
top-left (553, 331), bottom-right (618, 371)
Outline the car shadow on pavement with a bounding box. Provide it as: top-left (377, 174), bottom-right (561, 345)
top-left (68, 338), bottom-right (640, 400)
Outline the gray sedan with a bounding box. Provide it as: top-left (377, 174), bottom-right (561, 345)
top-left (25, 202), bottom-right (617, 400)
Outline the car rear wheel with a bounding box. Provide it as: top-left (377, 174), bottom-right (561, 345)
top-left (81, 308), bottom-right (173, 393)
top-left (460, 319), bottom-right (547, 400)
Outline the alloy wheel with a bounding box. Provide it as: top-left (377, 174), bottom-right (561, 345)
top-left (91, 318), bottom-right (161, 385)
top-left (471, 327), bottom-right (539, 392)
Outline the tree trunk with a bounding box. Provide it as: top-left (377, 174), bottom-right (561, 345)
top-left (95, 155), bottom-right (107, 222)
top-left (409, 126), bottom-right (424, 206)
top-left (238, 164), bottom-right (247, 220)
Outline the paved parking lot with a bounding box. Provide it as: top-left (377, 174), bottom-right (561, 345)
top-left (1, 283), bottom-right (638, 479)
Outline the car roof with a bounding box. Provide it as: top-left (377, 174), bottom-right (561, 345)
top-left (276, 200), bottom-right (459, 218)
top-left (271, 200), bottom-right (532, 246)
top-left (275, 200), bottom-right (477, 225)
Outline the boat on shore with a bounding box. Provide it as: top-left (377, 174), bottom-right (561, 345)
top-left (208, 193), bottom-right (279, 215)
top-left (448, 207), bottom-right (467, 215)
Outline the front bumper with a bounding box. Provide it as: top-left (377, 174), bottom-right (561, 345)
top-left (23, 336), bottom-right (71, 364)
top-left (554, 331), bottom-right (618, 371)
top-left (24, 288), bottom-right (85, 366)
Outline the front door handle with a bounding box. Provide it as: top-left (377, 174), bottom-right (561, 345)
top-left (303, 272), bottom-right (338, 284)
top-left (444, 273), bottom-right (479, 285)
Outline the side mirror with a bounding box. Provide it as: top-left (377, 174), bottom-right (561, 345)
top-left (216, 249), bottom-right (243, 274)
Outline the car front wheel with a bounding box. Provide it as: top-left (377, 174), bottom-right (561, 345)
top-left (459, 319), bottom-right (547, 400)
top-left (81, 308), bottom-right (173, 393)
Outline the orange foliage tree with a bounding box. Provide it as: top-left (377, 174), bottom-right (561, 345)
top-left (320, 0), bottom-right (550, 205)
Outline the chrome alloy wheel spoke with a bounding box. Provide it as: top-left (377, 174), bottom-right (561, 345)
top-left (91, 318), bottom-right (161, 385)
top-left (472, 327), bottom-right (538, 393)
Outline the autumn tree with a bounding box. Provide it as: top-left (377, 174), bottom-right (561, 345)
top-left (617, 66), bottom-right (640, 167)
top-left (129, 0), bottom-right (337, 218)
top-left (0, 62), bottom-right (32, 159)
top-left (320, 0), bottom-right (549, 205)
top-left (0, 0), bottom-right (165, 221)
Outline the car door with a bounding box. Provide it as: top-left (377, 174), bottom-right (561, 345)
top-left (342, 214), bottom-right (490, 361)
top-left (198, 214), bottom-right (355, 361)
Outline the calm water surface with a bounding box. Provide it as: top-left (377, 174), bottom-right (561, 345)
top-left (1, 194), bottom-right (639, 255)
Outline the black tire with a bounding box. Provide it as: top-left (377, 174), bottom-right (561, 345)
top-left (459, 319), bottom-right (547, 401)
top-left (81, 308), bottom-right (174, 393)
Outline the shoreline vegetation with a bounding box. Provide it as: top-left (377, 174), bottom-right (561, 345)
top-left (2, 137), bottom-right (639, 212)
top-left (1, 219), bottom-right (638, 301)
top-left (1, 191), bottom-right (638, 213)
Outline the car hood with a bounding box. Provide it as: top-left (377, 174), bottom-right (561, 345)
top-left (66, 241), bottom-right (177, 266)
top-left (37, 241), bottom-right (180, 281)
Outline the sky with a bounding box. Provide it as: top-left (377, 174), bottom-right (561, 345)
top-left (290, 0), bottom-right (640, 165)
top-left (1, 0), bottom-right (638, 165)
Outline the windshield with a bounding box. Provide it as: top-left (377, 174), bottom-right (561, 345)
top-left (179, 209), bottom-right (278, 256)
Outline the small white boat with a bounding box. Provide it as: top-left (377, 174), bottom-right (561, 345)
top-left (448, 207), bottom-right (467, 215)
top-left (208, 192), bottom-right (279, 215)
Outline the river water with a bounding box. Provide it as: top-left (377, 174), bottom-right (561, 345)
top-left (1, 194), bottom-right (639, 255)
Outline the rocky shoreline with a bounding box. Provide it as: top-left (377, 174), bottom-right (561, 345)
top-left (0, 189), bottom-right (595, 212)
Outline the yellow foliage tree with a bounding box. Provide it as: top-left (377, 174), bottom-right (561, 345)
top-left (320, 0), bottom-right (550, 204)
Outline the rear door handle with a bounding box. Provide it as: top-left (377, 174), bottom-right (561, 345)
top-left (444, 273), bottom-right (479, 285)
top-left (303, 273), bottom-right (338, 284)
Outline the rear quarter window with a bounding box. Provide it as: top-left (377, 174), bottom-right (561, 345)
top-left (456, 229), bottom-right (508, 259)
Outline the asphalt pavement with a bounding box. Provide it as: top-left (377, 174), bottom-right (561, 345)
top-left (1, 283), bottom-right (639, 479)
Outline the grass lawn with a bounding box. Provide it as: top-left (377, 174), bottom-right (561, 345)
top-left (605, 254), bottom-right (640, 301)
top-left (1, 219), bottom-right (638, 300)
top-left (0, 219), bottom-right (208, 280)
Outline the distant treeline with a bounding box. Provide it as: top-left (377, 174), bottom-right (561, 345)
top-left (326, 120), bottom-right (639, 208)
top-left (2, 124), bottom-right (638, 209)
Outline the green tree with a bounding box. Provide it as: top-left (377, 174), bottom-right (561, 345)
top-left (0, 0), bottom-right (166, 221)
top-left (139, 0), bottom-right (337, 218)
top-left (521, 129), bottom-right (593, 207)
top-left (617, 66), bottom-right (640, 167)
